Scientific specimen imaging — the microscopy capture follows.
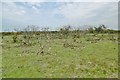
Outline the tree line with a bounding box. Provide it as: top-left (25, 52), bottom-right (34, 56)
top-left (1, 24), bottom-right (119, 36)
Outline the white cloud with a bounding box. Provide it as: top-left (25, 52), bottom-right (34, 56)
top-left (0, 2), bottom-right (2, 31)
top-left (21, 2), bottom-right (42, 14)
top-left (15, 10), bottom-right (26, 15)
top-left (2, 0), bottom-right (46, 2)
top-left (54, 2), bottom-right (118, 29)
top-left (57, 3), bottom-right (108, 19)
top-left (2, 2), bottom-right (26, 16)
top-left (59, 0), bottom-right (119, 2)
top-left (32, 6), bottom-right (37, 9)
top-left (27, 0), bottom-right (44, 2)
top-left (1, 0), bottom-right (119, 2)
top-left (2, 2), bottom-right (118, 30)
top-left (32, 6), bottom-right (40, 13)
top-left (24, 2), bottom-right (41, 7)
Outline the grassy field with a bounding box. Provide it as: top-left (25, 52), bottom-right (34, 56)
top-left (2, 33), bottom-right (118, 78)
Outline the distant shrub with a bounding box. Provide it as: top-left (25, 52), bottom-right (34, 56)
top-left (59, 25), bottom-right (71, 39)
top-left (2, 36), bottom-right (3, 39)
top-left (13, 35), bottom-right (17, 43)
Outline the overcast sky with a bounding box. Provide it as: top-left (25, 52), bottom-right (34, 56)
top-left (1, 0), bottom-right (119, 32)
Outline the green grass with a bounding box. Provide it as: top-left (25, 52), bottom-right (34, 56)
top-left (2, 33), bottom-right (118, 78)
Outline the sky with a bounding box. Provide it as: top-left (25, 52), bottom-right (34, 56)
top-left (1, 0), bottom-right (119, 32)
